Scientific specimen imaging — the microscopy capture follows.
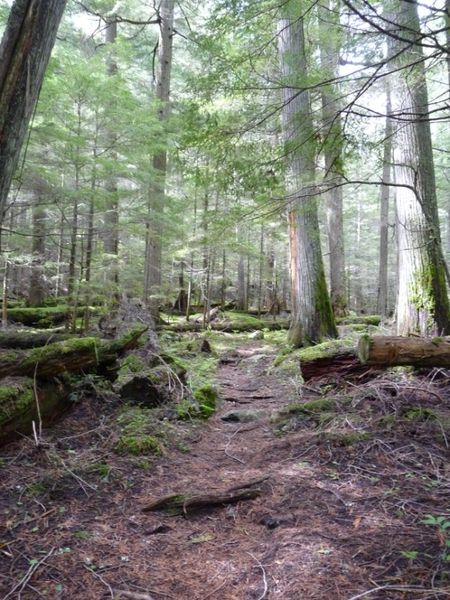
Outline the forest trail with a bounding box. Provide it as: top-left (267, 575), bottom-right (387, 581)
top-left (1, 336), bottom-right (449, 599)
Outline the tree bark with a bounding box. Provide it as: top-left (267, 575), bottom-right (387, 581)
top-left (278, 2), bottom-right (337, 345)
top-left (28, 180), bottom-right (47, 307)
top-left (0, 327), bottom-right (146, 380)
top-left (390, 0), bottom-right (450, 335)
top-left (319, 0), bottom-right (347, 318)
top-left (144, 0), bottom-right (175, 319)
top-left (103, 15), bottom-right (120, 305)
top-left (358, 334), bottom-right (450, 367)
top-left (376, 82), bottom-right (393, 317)
top-left (0, 0), bottom-right (67, 228)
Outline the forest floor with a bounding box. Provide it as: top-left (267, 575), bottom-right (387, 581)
top-left (1, 331), bottom-right (450, 599)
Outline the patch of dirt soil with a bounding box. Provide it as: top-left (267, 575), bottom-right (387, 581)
top-left (1, 338), bottom-right (450, 599)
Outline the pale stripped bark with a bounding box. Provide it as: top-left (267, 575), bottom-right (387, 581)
top-left (278, 3), bottom-right (337, 345)
top-left (0, 0), bottom-right (66, 228)
top-left (390, 0), bottom-right (450, 335)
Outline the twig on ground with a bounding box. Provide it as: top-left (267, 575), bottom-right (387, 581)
top-left (247, 552), bottom-right (268, 600)
top-left (199, 580), bottom-right (228, 600)
top-left (3, 547), bottom-right (55, 600)
top-left (224, 426), bottom-right (246, 464)
top-left (115, 590), bottom-right (156, 600)
top-left (83, 564), bottom-right (114, 599)
top-left (346, 584), bottom-right (450, 599)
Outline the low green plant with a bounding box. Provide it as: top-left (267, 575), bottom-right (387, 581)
top-left (421, 514), bottom-right (450, 561)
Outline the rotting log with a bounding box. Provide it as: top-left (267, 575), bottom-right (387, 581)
top-left (0, 376), bottom-right (72, 446)
top-left (7, 305), bottom-right (101, 328)
top-left (164, 319), bottom-right (289, 333)
top-left (300, 352), bottom-right (371, 380)
top-left (142, 475), bottom-right (269, 515)
top-left (358, 334), bottom-right (450, 367)
top-left (0, 327), bottom-right (147, 380)
top-left (0, 330), bottom-right (73, 349)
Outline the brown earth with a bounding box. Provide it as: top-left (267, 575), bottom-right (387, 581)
top-left (1, 337), bottom-right (450, 599)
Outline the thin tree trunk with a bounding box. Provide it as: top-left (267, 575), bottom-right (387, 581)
top-left (257, 225), bottom-right (264, 316)
top-left (278, 2), bottom-right (337, 345)
top-left (0, 0), bottom-right (66, 228)
top-left (28, 182), bottom-right (47, 307)
top-left (376, 82), bottom-right (393, 317)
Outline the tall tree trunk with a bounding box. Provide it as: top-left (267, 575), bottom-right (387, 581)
top-left (376, 82), bottom-right (393, 317)
top-left (390, 0), bottom-right (450, 335)
top-left (28, 180), bottom-right (47, 307)
top-left (144, 0), bottom-right (174, 319)
top-left (103, 15), bottom-right (119, 306)
top-left (0, 0), bottom-right (66, 228)
top-left (257, 225), bottom-right (264, 316)
top-left (278, 2), bottom-right (337, 346)
top-left (319, 0), bottom-right (347, 317)
top-left (236, 255), bottom-right (246, 311)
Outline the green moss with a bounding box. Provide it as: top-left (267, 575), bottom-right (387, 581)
top-left (312, 274), bottom-right (338, 343)
top-left (120, 354), bottom-right (146, 373)
top-left (0, 380), bottom-right (34, 424)
top-left (286, 398), bottom-right (335, 414)
top-left (193, 384), bottom-right (218, 418)
top-left (159, 352), bottom-right (188, 373)
top-left (337, 315), bottom-right (381, 326)
top-left (404, 406), bottom-right (437, 421)
top-left (7, 305), bottom-right (96, 328)
top-left (321, 431), bottom-right (371, 446)
top-left (115, 434), bottom-right (162, 456)
top-left (299, 338), bottom-right (355, 362)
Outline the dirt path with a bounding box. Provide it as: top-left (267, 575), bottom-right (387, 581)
top-left (1, 339), bottom-right (449, 599)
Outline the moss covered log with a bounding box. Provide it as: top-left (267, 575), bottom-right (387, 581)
top-left (0, 376), bottom-right (72, 446)
top-left (358, 334), bottom-right (450, 367)
top-left (274, 339), bottom-right (374, 381)
top-left (0, 330), bottom-right (73, 349)
top-left (165, 318), bottom-right (289, 333)
top-left (0, 327), bottom-right (147, 379)
top-left (336, 315), bottom-right (381, 326)
top-left (7, 305), bottom-right (98, 328)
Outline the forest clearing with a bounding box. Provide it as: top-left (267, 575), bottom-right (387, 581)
top-left (0, 0), bottom-right (449, 598)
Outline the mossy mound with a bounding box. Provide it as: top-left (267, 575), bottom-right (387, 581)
top-left (114, 406), bottom-right (167, 456)
top-left (115, 434), bottom-right (162, 456)
top-left (177, 384), bottom-right (218, 420)
top-left (285, 398), bottom-right (336, 414)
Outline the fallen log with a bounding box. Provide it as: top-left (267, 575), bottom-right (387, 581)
top-left (358, 334), bottom-right (450, 367)
top-left (142, 476), bottom-right (268, 515)
top-left (300, 352), bottom-right (372, 380)
top-left (0, 330), bottom-right (73, 349)
top-left (0, 326), bottom-right (147, 380)
top-left (7, 305), bottom-right (96, 328)
top-left (0, 376), bottom-right (72, 446)
top-left (276, 340), bottom-right (373, 381)
top-left (164, 319), bottom-right (289, 333)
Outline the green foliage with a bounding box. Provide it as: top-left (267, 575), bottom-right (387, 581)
top-left (421, 514), bottom-right (450, 561)
top-left (116, 434), bottom-right (162, 456)
top-left (115, 406), bottom-right (166, 456)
